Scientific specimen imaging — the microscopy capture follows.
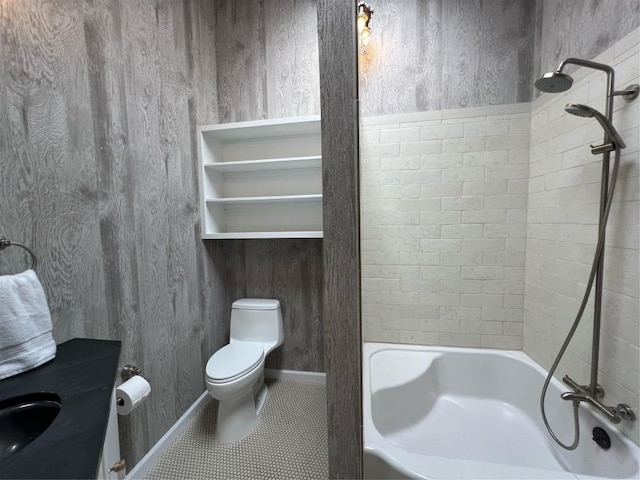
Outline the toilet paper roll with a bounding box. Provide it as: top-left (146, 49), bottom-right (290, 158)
top-left (116, 375), bottom-right (151, 415)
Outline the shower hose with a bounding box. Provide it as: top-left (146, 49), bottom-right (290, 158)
top-left (539, 148), bottom-right (621, 450)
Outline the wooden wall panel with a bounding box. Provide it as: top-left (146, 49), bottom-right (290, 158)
top-left (359, 0), bottom-right (639, 115)
top-left (359, 1), bottom-right (424, 114)
top-left (0, 0), bottom-right (223, 468)
top-left (246, 240), bottom-right (324, 371)
top-left (214, 0), bottom-right (319, 122)
top-left (217, 239), bottom-right (324, 372)
top-left (185, 0), bottom-right (228, 382)
top-left (83, 0), bottom-right (150, 461)
top-left (264, 0), bottom-right (320, 118)
top-left (122, 0), bottom-right (177, 447)
top-left (0, 0), bottom-right (107, 342)
top-left (0, 0), bottom-right (323, 469)
top-left (536, 0), bottom-right (640, 76)
top-left (440, 0), bottom-right (482, 109)
top-left (415, 0), bottom-right (444, 112)
top-left (477, 0), bottom-right (533, 105)
top-left (359, 0), bottom-right (536, 116)
top-left (212, 0), bottom-right (324, 372)
top-left (318, 0), bottom-right (362, 478)
top-left (214, 0), bottom-right (268, 123)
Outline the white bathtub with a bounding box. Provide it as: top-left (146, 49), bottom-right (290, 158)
top-left (363, 343), bottom-right (640, 480)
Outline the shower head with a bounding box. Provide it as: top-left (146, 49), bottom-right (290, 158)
top-left (565, 103), bottom-right (626, 149)
top-left (534, 71), bottom-right (574, 93)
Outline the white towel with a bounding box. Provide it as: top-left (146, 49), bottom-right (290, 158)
top-left (0, 269), bottom-right (56, 380)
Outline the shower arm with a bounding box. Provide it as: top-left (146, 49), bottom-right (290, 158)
top-left (555, 58), bottom-right (615, 120)
top-left (556, 58), bottom-right (640, 102)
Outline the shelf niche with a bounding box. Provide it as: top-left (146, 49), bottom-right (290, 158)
top-left (198, 115), bottom-right (322, 239)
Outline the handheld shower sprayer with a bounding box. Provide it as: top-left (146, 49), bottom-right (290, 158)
top-left (564, 103), bottom-right (626, 150)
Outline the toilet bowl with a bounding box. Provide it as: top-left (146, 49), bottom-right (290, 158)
top-left (204, 299), bottom-right (283, 443)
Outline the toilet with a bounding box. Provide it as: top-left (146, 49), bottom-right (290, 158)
top-left (204, 298), bottom-right (284, 443)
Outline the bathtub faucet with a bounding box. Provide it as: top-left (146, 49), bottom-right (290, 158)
top-left (561, 375), bottom-right (636, 424)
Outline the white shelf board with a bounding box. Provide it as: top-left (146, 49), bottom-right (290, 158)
top-left (204, 156), bottom-right (321, 173)
top-left (205, 194), bottom-right (322, 205)
top-left (199, 115), bottom-right (320, 142)
top-left (203, 231), bottom-right (323, 240)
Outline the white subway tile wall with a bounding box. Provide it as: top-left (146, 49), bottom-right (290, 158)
top-left (361, 104), bottom-right (531, 350)
top-left (524, 28), bottom-right (639, 444)
top-left (360, 27), bottom-right (640, 446)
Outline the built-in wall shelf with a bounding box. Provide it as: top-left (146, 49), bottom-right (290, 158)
top-left (204, 156), bottom-right (321, 173)
top-left (198, 116), bottom-right (322, 239)
top-left (206, 194), bottom-right (322, 205)
top-left (203, 231), bottom-right (323, 240)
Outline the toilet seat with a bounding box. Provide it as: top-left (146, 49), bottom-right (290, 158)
top-left (206, 342), bottom-right (264, 384)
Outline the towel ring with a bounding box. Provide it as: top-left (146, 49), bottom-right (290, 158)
top-left (0, 237), bottom-right (38, 270)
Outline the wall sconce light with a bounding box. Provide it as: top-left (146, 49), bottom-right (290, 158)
top-left (357, 2), bottom-right (373, 55)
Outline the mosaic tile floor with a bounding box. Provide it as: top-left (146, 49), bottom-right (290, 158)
top-left (144, 379), bottom-right (328, 479)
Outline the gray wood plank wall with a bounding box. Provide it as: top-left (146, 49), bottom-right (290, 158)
top-left (318, 0), bottom-right (362, 478)
top-left (0, 0), bottom-right (224, 468)
top-left (359, 0), bottom-right (536, 117)
top-left (359, 0), bottom-right (640, 115)
top-left (214, 0), bottom-right (320, 123)
top-left (220, 239), bottom-right (324, 371)
top-left (211, 0), bottom-right (324, 373)
top-left (535, 0), bottom-right (640, 76)
top-left (0, 0), bottom-right (324, 469)
top-left (5, 0), bottom-right (635, 476)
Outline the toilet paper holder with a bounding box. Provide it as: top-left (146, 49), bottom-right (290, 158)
top-left (117, 365), bottom-right (147, 407)
top-left (121, 364), bottom-right (143, 381)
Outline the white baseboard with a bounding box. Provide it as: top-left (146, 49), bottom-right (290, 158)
top-left (125, 369), bottom-right (325, 478)
top-left (264, 368), bottom-right (326, 384)
top-left (125, 391), bottom-right (209, 480)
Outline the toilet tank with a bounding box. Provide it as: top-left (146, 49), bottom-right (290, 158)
top-left (229, 298), bottom-right (284, 353)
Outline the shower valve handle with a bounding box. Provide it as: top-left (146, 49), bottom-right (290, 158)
top-left (562, 375), bottom-right (636, 424)
top-left (615, 404), bottom-right (636, 422)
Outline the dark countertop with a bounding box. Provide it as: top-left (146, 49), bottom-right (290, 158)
top-left (0, 338), bottom-right (121, 479)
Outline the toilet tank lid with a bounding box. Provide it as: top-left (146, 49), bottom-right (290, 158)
top-left (232, 298), bottom-right (280, 310)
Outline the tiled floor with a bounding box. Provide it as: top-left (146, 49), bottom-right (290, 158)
top-left (144, 379), bottom-right (328, 479)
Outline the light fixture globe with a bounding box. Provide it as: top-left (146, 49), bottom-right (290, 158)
top-left (357, 2), bottom-right (373, 55)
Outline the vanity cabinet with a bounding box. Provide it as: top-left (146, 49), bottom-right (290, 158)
top-left (197, 116), bottom-right (322, 239)
top-left (0, 339), bottom-right (121, 480)
top-left (97, 389), bottom-right (124, 479)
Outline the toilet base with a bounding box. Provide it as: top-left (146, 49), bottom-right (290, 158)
top-left (215, 382), bottom-right (269, 443)
top-left (256, 383), bottom-right (268, 415)
top-left (216, 393), bottom-right (257, 443)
